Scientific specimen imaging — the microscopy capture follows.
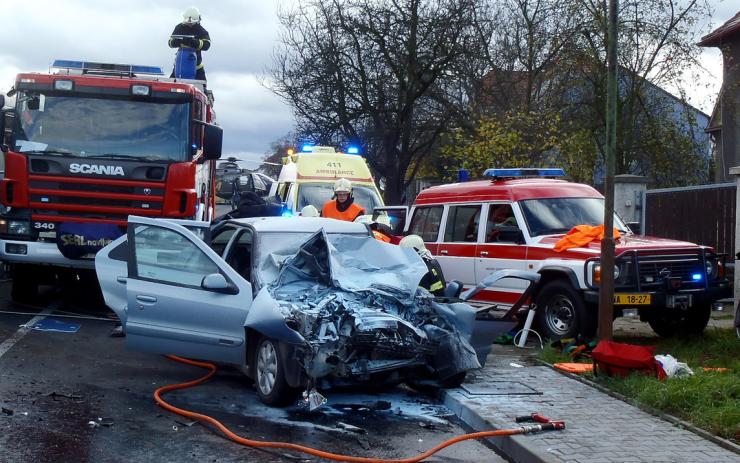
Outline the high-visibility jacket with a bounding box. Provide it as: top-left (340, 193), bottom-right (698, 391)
top-left (322, 200), bottom-right (365, 222)
top-left (372, 230), bottom-right (392, 242)
top-left (420, 257), bottom-right (446, 296)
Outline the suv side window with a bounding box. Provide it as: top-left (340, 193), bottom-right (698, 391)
top-left (444, 205), bottom-right (481, 242)
top-left (408, 206), bottom-right (443, 242)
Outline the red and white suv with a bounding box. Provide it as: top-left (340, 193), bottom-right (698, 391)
top-left (392, 169), bottom-right (730, 340)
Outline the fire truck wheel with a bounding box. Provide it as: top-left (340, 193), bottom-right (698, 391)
top-left (11, 264), bottom-right (40, 304)
top-left (648, 303), bottom-right (711, 337)
top-left (535, 280), bottom-right (593, 340)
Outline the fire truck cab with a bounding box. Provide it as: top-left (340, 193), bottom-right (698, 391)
top-left (0, 60), bottom-right (223, 302)
top-left (397, 168), bottom-right (730, 339)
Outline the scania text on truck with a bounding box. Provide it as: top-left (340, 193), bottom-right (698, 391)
top-left (0, 60), bottom-right (223, 302)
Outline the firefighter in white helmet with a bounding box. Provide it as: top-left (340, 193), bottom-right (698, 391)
top-left (168, 6), bottom-right (212, 81)
top-left (321, 178), bottom-right (365, 222)
top-left (300, 205), bottom-right (320, 217)
top-left (400, 235), bottom-right (446, 296)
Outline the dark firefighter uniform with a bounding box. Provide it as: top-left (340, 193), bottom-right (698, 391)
top-left (321, 198), bottom-right (365, 222)
top-left (419, 256), bottom-right (446, 296)
top-left (168, 22), bottom-right (211, 81)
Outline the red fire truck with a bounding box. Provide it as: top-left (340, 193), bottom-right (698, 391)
top-left (0, 60), bottom-right (223, 302)
top-left (387, 168), bottom-right (731, 339)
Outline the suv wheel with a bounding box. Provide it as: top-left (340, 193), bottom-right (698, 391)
top-left (535, 280), bottom-right (593, 340)
top-left (648, 303), bottom-right (711, 337)
top-left (254, 337), bottom-right (295, 406)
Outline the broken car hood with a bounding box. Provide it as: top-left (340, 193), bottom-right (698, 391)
top-left (246, 230), bottom-right (482, 383)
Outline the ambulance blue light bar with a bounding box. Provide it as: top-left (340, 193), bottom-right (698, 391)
top-left (52, 60), bottom-right (164, 76)
top-left (301, 145), bottom-right (314, 152)
top-left (346, 146), bottom-right (360, 154)
top-left (483, 168), bottom-right (565, 179)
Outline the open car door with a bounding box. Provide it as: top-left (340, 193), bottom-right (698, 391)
top-left (124, 216), bottom-right (252, 365)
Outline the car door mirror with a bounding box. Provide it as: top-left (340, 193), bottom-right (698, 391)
top-left (201, 273), bottom-right (236, 293)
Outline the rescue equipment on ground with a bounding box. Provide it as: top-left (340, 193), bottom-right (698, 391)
top-left (155, 355), bottom-right (566, 463)
top-left (591, 340), bottom-right (666, 379)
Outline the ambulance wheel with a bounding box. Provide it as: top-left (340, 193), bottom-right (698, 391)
top-left (535, 281), bottom-right (593, 340)
top-left (11, 264), bottom-right (39, 304)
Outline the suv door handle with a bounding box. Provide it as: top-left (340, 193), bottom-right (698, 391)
top-left (440, 250), bottom-right (449, 255)
top-left (136, 295), bottom-right (157, 304)
top-left (480, 251), bottom-right (489, 256)
top-left (116, 276), bottom-right (127, 284)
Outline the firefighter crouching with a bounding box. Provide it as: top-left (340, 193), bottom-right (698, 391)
top-left (322, 178), bottom-right (365, 221)
top-left (399, 235), bottom-right (446, 296)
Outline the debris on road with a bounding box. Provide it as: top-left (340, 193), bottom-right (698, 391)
top-left (336, 422), bottom-right (366, 434)
top-left (45, 391), bottom-right (83, 400)
top-left (2, 407), bottom-right (13, 416)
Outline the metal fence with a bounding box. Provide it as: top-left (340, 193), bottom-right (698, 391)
top-left (643, 183), bottom-right (736, 256)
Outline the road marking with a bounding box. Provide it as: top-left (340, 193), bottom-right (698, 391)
top-left (0, 309), bottom-right (52, 359)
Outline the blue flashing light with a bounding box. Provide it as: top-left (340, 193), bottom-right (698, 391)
top-left (691, 273), bottom-right (702, 281)
top-left (282, 210), bottom-right (294, 217)
top-left (346, 146), bottom-right (360, 154)
top-left (483, 168), bottom-right (565, 179)
top-left (191, 144), bottom-right (197, 149)
top-left (301, 145), bottom-right (314, 153)
top-left (51, 60), bottom-right (164, 76)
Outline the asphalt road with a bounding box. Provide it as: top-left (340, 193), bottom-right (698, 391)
top-left (0, 279), bottom-right (506, 463)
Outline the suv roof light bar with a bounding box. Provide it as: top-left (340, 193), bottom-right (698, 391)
top-left (483, 168), bottom-right (565, 180)
top-left (51, 60), bottom-right (164, 77)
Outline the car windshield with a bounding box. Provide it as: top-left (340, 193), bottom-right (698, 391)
top-left (296, 183), bottom-right (382, 214)
top-left (519, 197), bottom-right (628, 237)
top-left (14, 91), bottom-right (190, 161)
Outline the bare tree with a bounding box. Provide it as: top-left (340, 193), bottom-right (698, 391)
top-left (268, 0), bottom-right (490, 203)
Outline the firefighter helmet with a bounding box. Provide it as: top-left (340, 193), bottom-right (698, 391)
top-left (182, 6), bottom-right (201, 24)
top-left (300, 205), bottom-right (319, 217)
top-left (399, 234), bottom-right (426, 252)
top-left (333, 178), bottom-right (352, 194)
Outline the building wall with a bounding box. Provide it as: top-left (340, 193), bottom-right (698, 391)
top-left (719, 34), bottom-right (740, 181)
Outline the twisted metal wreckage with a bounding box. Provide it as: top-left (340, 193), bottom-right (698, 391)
top-left (262, 231), bottom-right (534, 389)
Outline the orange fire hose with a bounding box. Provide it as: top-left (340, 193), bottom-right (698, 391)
top-left (154, 355), bottom-right (560, 462)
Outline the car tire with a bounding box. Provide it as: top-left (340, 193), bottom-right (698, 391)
top-left (535, 280), bottom-right (593, 340)
top-left (648, 303), bottom-right (711, 337)
top-left (11, 264), bottom-right (39, 304)
top-left (254, 337), bottom-right (294, 406)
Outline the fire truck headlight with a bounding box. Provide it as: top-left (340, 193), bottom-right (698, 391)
top-left (131, 85), bottom-right (151, 96)
top-left (54, 80), bottom-right (74, 91)
top-left (7, 220), bottom-right (30, 236)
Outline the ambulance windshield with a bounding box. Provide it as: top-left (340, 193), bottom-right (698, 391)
top-left (520, 197), bottom-right (628, 237)
top-left (297, 183), bottom-right (382, 214)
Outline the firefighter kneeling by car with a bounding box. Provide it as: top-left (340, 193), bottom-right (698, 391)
top-left (400, 235), bottom-right (446, 296)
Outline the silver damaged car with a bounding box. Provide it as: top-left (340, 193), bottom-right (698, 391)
top-left (96, 216), bottom-right (533, 406)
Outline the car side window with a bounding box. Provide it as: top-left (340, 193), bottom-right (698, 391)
top-left (485, 204), bottom-right (519, 243)
top-left (134, 225), bottom-right (219, 287)
top-left (408, 206), bottom-right (443, 242)
top-left (444, 205), bottom-right (481, 243)
top-left (210, 227), bottom-right (238, 257)
top-left (225, 229), bottom-right (253, 281)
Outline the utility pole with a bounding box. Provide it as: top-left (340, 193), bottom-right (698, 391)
top-left (598, 0), bottom-right (618, 340)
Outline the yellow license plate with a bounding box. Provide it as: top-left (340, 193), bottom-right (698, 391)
top-left (614, 293), bottom-right (651, 305)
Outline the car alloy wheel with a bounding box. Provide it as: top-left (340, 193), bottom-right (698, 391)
top-left (257, 340), bottom-right (278, 397)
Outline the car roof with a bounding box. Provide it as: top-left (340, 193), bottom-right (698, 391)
top-left (226, 216), bottom-right (370, 234)
top-left (414, 178), bottom-right (602, 205)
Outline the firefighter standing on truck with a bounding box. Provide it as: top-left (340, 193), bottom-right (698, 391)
top-left (322, 178), bottom-right (365, 221)
top-left (400, 235), bottom-right (446, 296)
top-left (168, 6), bottom-right (211, 81)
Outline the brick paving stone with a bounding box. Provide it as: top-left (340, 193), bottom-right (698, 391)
top-left (442, 357), bottom-right (740, 463)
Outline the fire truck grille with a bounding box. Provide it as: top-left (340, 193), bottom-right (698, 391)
top-left (28, 177), bottom-right (166, 224)
top-left (636, 254), bottom-right (704, 290)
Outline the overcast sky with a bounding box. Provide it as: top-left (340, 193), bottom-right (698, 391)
top-left (0, 1), bottom-right (736, 169)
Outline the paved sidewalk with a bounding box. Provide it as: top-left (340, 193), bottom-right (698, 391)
top-left (442, 352), bottom-right (740, 463)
